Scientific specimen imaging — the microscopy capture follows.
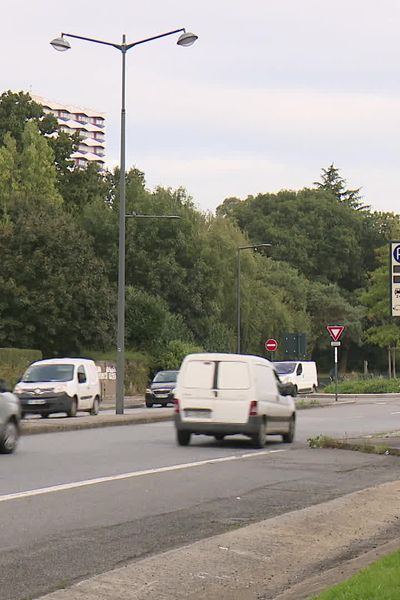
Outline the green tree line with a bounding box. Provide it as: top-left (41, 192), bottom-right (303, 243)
top-left (0, 91), bottom-right (398, 372)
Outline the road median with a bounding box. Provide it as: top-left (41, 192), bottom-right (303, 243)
top-left (39, 480), bottom-right (400, 600)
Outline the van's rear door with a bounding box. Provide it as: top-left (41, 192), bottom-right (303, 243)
top-left (213, 360), bottom-right (251, 424)
top-left (180, 359), bottom-right (216, 422)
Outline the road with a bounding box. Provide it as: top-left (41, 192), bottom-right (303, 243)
top-left (1, 399), bottom-right (400, 600)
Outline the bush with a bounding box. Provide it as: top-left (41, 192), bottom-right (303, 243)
top-left (0, 347), bottom-right (42, 388)
top-left (324, 377), bottom-right (400, 394)
top-left (156, 340), bottom-right (203, 371)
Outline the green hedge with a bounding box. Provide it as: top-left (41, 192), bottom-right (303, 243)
top-left (324, 378), bottom-right (400, 394)
top-left (0, 348), bottom-right (42, 388)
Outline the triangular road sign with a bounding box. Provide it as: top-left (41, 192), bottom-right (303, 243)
top-left (327, 325), bottom-right (344, 342)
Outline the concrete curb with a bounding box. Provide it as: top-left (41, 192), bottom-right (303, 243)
top-left (21, 411), bottom-right (174, 436)
top-left (39, 480), bottom-right (400, 600)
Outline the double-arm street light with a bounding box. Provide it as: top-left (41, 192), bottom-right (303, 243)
top-left (51, 28), bottom-right (198, 414)
top-left (237, 244), bottom-right (272, 354)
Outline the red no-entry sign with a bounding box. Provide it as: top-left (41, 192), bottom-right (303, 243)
top-left (265, 338), bottom-right (278, 352)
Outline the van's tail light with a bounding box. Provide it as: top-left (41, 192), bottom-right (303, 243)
top-left (249, 400), bottom-right (258, 416)
top-left (174, 398), bottom-right (180, 414)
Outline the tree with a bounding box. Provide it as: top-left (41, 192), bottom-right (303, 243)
top-left (216, 188), bottom-right (369, 291)
top-left (361, 249), bottom-right (400, 375)
top-left (314, 163), bottom-right (365, 209)
top-left (0, 122), bottom-right (62, 209)
top-left (0, 91), bottom-right (78, 175)
top-left (0, 199), bottom-right (114, 355)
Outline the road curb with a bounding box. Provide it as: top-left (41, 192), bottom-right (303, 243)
top-left (21, 412), bottom-right (173, 435)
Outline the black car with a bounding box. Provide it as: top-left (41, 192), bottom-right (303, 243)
top-left (145, 370), bottom-right (178, 407)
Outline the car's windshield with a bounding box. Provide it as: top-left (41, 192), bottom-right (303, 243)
top-left (153, 371), bottom-right (178, 383)
top-left (274, 362), bottom-right (297, 375)
top-left (22, 364), bottom-right (74, 383)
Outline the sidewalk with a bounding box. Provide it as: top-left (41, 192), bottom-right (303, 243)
top-left (38, 480), bottom-right (400, 600)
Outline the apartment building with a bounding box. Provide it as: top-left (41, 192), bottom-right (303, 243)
top-left (32, 94), bottom-right (105, 168)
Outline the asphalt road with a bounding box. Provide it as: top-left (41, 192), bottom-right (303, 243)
top-left (1, 399), bottom-right (400, 600)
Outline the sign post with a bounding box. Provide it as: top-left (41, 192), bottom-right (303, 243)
top-left (327, 326), bottom-right (345, 402)
top-left (265, 338), bottom-right (278, 360)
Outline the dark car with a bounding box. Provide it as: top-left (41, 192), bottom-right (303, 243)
top-left (145, 370), bottom-right (178, 408)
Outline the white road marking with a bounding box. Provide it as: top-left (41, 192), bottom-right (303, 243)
top-left (390, 411), bottom-right (400, 415)
top-left (0, 449), bottom-right (286, 504)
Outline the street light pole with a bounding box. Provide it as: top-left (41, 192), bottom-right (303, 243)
top-left (236, 243), bottom-right (272, 354)
top-left (51, 28), bottom-right (198, 415)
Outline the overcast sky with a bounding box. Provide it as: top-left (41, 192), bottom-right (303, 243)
top-left (4, 0), bottom-right (400, 213)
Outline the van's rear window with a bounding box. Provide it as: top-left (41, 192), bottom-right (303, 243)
top-left (183, 361), bottom-right (215, 388)
top-left (218, 361), bottom-right (250, 390)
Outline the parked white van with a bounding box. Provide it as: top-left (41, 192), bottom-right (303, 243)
top-left (273, 361), bottom-right (318, 395)
top-left (174, 353), bottom-right (296, 447)
top-left (14, 358), bottom-right (101, 418)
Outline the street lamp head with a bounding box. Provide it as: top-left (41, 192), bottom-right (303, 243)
top-left (50, 36), bottom-right (71, 52)
top-left (177, 31), bottom-right (198, 47)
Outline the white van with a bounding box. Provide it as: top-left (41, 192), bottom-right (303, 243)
top-left (174, 353), bottom-right (296, 447)
top-left (273, 361), bottom-right (318, 395)
top-left (14, 358), bottom-right (101, 418)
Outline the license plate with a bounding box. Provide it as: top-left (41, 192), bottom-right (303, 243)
top-left (185, 409), bottom-right (211, 418)
top-left (156, 394), bottom-right (168, 398)
top-left (28, 399), bottom-right (46, 405)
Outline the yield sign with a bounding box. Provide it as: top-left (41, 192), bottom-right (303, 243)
top-left (327, 325), bottom-right (344, 342)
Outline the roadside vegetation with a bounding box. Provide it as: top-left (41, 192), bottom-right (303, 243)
top-left (324, 378), bottom-right (400, 394)
top-left (308, 434), bottom-right (400, 456)
top-left (0, 91), bottom-right (400, 385)
top-left (312, 549), bottom-right (400, 599)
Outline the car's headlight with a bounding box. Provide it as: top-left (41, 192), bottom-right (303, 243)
top-left (146, 388), bottom-right (151, 394)
top-left (14, 385), bottom-right (23, 394)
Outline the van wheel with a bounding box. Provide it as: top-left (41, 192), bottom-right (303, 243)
top-left (282, 416), bottom-right (295, 443)
top-left (177, 430), bottom-right (191, 446)
top-left (0, 419), bottom-right (19, 454)
top-left (214, 434), bottom-right (225, 441)
top-left (292, 385), bottom-right (298, 397)
top-left (67, 398), bottom-right (77, 418)
top-left (90, 397), bottom-right (99, 416)
top-left (252, 420), bottom-right (266, 448)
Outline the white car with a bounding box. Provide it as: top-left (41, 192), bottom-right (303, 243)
top-left (14, 358), bottom-right (101, 418)
top-left (0, 383), bottom-right (20, 454)
top-left (174, 353), bottom-right (296, 447)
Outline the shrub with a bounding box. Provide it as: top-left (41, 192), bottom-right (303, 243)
top-left (0, 347), bottom-right (42, 388)
top-left (324, 378), bottom-right (400, 394)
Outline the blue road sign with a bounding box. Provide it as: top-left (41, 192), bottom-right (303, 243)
top-left (393, 245), bottom-right (400, 263)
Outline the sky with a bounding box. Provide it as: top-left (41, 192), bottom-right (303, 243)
top-left (3, 0), bottom-right (400, 214)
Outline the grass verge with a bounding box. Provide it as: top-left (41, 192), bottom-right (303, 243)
top-left (307, 435), bottom-right (400, 456)
top-left (311, 549), bottom-right (400, 599)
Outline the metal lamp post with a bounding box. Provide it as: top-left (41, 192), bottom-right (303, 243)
top-left (51, 28), bottom-right (197, 415)
top-left (236, 244), bottom-right (271, 354)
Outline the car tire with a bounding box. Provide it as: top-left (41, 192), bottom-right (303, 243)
top-left (177, 430), bottom-right (191, 446)
top-left (145, 400), bottom-right (153, 408)
top-left (0, 419), bottom-right (19, 454)
top-left (292, 385), bottom-right (298, 397)
top-left (252, 420), bottom-right (267, 448)
top-left (90, 396), bottom-right (99, 416)
top-left (312, 384), bottom-right (318, 393)
top-left (282, 416), bottom-right (295, 443)
top-left (67, 397), bottom-right (77, 418)
top-left (21, 412), bottom-right (26, 419)
top-left (214, 434), bottom-right (225, 441)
